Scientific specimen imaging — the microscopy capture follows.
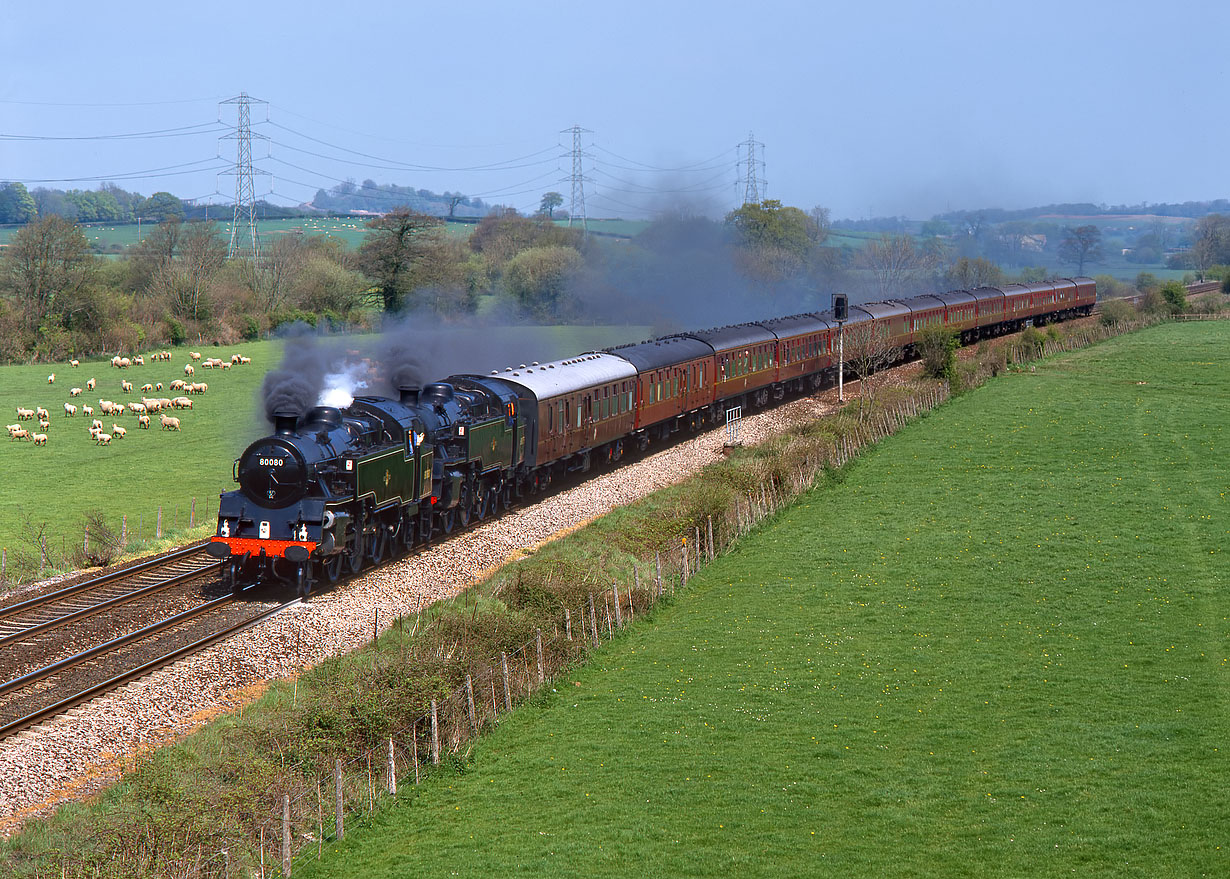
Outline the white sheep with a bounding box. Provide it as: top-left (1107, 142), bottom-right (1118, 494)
top-left (184, 364), bottom-right (195, 377)
top-left (88, 426), bottom-right (101, 439)
top-left (119, 357), bottom-right (131, 369)
top-left (110, 355), bottom-right (122, 368)
top-left (141, 383), bottom-right (153, 393)
top-left (6, 424), bottom-right (22, 436)
top-left (172, 396), bottom-right (193, 409)
top-left (159, 413), bottom-right (181, 431)
top-left (35, 407), bottom-right (49, 421)
top-left (70, 359), bottom-right (79, 368)
top-left (155, 382), bottom-right (163, 391)
top-left (16, 407), bottom-right (34, 420)
top-left (91, 418), bottom-right (103, 430)
top-left (63, 403), bottom-right (77, 417)
top-left (32, 433), bottom-right (47, 446)
top-left (170, 379), bottom-right (186, 391)
top-left (113, 404), bottom-right (125, 416)
top-left (189, 351), bottom-right (202, 360)
top-left (10, 427), bottom-right (29, 441)
top-left (86, 377), bottom-right (96, 390)
top-left (121, 380), bottom-right (133, 393)
top-left (95, 433), bottom-right (112, 445)
top-left (70, 387), bottom-right (83, 397)
top-left (133, 355), bottom-right (145, 366)
top-left (38, 418), bottom-right (49, 431)
top-left (239, 356), bottom-right (251, 365)
top-left (138, 414), bottom-right (151, 429)
top-left (81, 405), bottom-right (94, 417)
top-left (111, 424), bottom-right (127, 438)
top-left (98, 399), bottom-right (115, 415)
top-left (47, 373), bottom-right (55, 384)
top-left (129, 402), bottom-right (147, 415)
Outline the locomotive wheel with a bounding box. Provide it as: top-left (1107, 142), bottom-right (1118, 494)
top-left (440, 508), bottom-right (456, 534)
top-left (368, 527), bottom-right (387, 565)
top-left (475, 489), bottom-right (490, 522)
top-left (322, 552), bottom-right (344, 584)
top-left (458, 497), bottom-right (471, 527)
top-left (346, 538), bottom-right (365, 574)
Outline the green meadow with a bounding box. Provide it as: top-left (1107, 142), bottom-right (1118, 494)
top-left (295, 322), bottom-right (1226, 878)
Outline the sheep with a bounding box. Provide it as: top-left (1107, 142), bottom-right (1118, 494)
top-left (138, 414), bottom-right (151, 429)
top-left (86, 377), bottom-right (96, 391)
top-left (70, 387), bottom-right (82, 397)
top-left (32, 433), bottom-right (47, 446)
top-left (70, 359), bottom-right (79, 367)
top-left (133, 355), bottom-right (145, 366)
top-left (231, 354), bottom-right (242, 365)
top-left (220, 360), bottom-right (231, 370)
top-left (16, 407), bottom-right (34, 420)
top-left (189, 351), bottom-right (202, 360)
top-left (91, 419), bottom-right (103, 430)
top-left (10, 427), bottom-right (29, 441)
top-left (155, 382), bottom-right (163, 391)
top-left (87, 426), bottom-right (101, 439)
top-left (129, 402), bottom-right (147, 415)
top-left (113, 404), bottom-right (125, 416)
top-left (95, 433), bottom-right (112, 445)
top-left (159, 413), bottom-right (181, 431)
top-left (121, 380), bottom-right (133, 393)
top-left (110, 355), bottom-right (122, 368)
top-left (141, 383), bottom-right (153, 393)
top-left (172, 396), bottom-right (193, 409)
top-left (6, 424), bottom-right (22, 436)
top-left (47, 373), bottom-right (55, 384)
top-left (98, 400), bottom-right (115, 415)
top-left (81, 405), bottom-right (94, 417)
top-left (170, 379), bottom-right (187, 391)
top-left (184, 364), bottom-right (195, 377)
top-left (111, 424), bottom-right (127, 439)
top-left (63, 403), bottom-right (77, 417)
top-left (35, 407), bottom-right (49, 421)
top-left (140, 398), bottom-right (162, 413)
top-left (38, 418), bottom-right (49, 431)
top-left (158, 398), bottom-right (173, 409)
top-left (239, 356), bottom-right (251, 365)
top-left (119, 357), bottom-right (131, 369)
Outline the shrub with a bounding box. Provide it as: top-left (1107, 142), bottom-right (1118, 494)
top-left (1099, 298), bottom-right (1137, 326)
top-left (915, 325), bottom-right (958, 383)
top-left (1159, 280), bottom-right (1188, 314)
top-left (166, 317), bottom-right (186, 346)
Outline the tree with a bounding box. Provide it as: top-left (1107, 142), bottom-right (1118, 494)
top-left (0, 215), bottom-right (94, 331)
top-left (356, 208), bottom-right (444, 314)
top-left (915, 325), bottom-right (959, 382)
top-left (842, 319), bottom-right (902, 415)
top-left (138, 191), bottom-right (185, 223)
top-left (538, 192), bottom-right (564, 218)
top-left (148, 221), bottom-right (225, 322)
top-left (0, 182), bottom-right (37, 224)
top-left (1057, 225), bottom-right (1104, 274)
top-left (725, 199), bottom-right (813, 259)
top-left (855, 234), bottom-right (935, 299)
top-left (1191, 214), bottom-right (1230, 278)
top-left (944, 257), bottom-right (1003, 290)
top-left (1158, 280), bottom-right (1188, 314)
top-left (504, 245), bottom-right (583, 318)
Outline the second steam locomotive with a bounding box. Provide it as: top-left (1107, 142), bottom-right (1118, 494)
top-left (207, 278), bottom-right (1096, 596)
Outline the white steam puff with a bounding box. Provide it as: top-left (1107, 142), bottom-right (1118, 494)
top-left (318, 361), bottom-right (371, 408)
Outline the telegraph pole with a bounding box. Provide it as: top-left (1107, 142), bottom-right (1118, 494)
top-left (220, 92), bottom-right (269, 260)
top-left (736, 131), bottom-right (765, 206)
top-left (561, 125), bottom-right (591, 233)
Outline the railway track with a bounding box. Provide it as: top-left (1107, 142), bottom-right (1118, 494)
top-left (0, 544), bottom-right (296, 740)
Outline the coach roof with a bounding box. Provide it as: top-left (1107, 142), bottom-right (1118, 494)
top-left (475, 352), bottom-right (637, 401)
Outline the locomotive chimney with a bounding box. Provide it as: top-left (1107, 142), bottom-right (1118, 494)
top-left (273, 410), bottom-right (299, 435)
top-left (398, 385), bottom-right (421, 406)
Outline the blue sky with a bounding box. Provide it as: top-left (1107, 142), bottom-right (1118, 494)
top-left (3, 0), bottom-right (1226, 219)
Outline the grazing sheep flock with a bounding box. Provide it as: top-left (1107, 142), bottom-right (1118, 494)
top-left (8, 350), bottom-right (252, 451)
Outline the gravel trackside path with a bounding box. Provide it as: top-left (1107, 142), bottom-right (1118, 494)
top-left (0, 391), bottom-right (842, 834)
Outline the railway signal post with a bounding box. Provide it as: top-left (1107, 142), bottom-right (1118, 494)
top-left (833, 293), bottom-right (848, 402)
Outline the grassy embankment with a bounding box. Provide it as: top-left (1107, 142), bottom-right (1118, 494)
top-left (293, 321), bottom-right (1226, 878)
top-left (0, 325), bottom-right (644, 588)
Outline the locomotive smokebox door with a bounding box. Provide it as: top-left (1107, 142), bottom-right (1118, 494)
top-left (833, 293), bottom-right (849, 322)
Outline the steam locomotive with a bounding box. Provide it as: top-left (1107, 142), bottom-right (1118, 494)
top-left (207, 278), bottom-right (1095, 596)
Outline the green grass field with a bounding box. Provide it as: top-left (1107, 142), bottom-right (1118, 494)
top-left (295, 322), bottom-right (1227, 878)
top-left (0, 325), bottom-right (646, 585)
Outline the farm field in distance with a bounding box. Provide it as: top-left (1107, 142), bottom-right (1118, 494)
top-left (296, 321), bottom-right (1227, 878)
top-left (0, 324), bottom-right (647, 587)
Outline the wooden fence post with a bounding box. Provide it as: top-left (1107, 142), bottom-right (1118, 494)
top-left (465, 675), bottom-right (478, 732)
top-left (121, 514), bottom-right (127, 547)
top-left (655, 553), bottom-right (662, 594)
top-left (387, 738), bottom-right (397, 796)
top-left (282, 794), bottom-right (291, 877)
top-left (681, 537), bottom-right (689, 587)
top-left (190, 496), bottom-right (196, 528)
top-left (535, 629), bottom-right (544, 686)
top-left (612, 581), bottom-right (623, 627)
top-left (500, 652), bottom-right (512, 710)
top-left (334, 759), bottom-right (344, 841)
top-left (83, 524), bottom-right (89, 557)
top-left (588, 594), bottom-right (599, 646)
top-left (431, 699), bottom-right (440, 764)
top-left (565, 608), bottom-right (572, 640)
top-left (156, 506), bottom-right (162, 540)
top-left (707, 516), bottom-right (714, 561)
